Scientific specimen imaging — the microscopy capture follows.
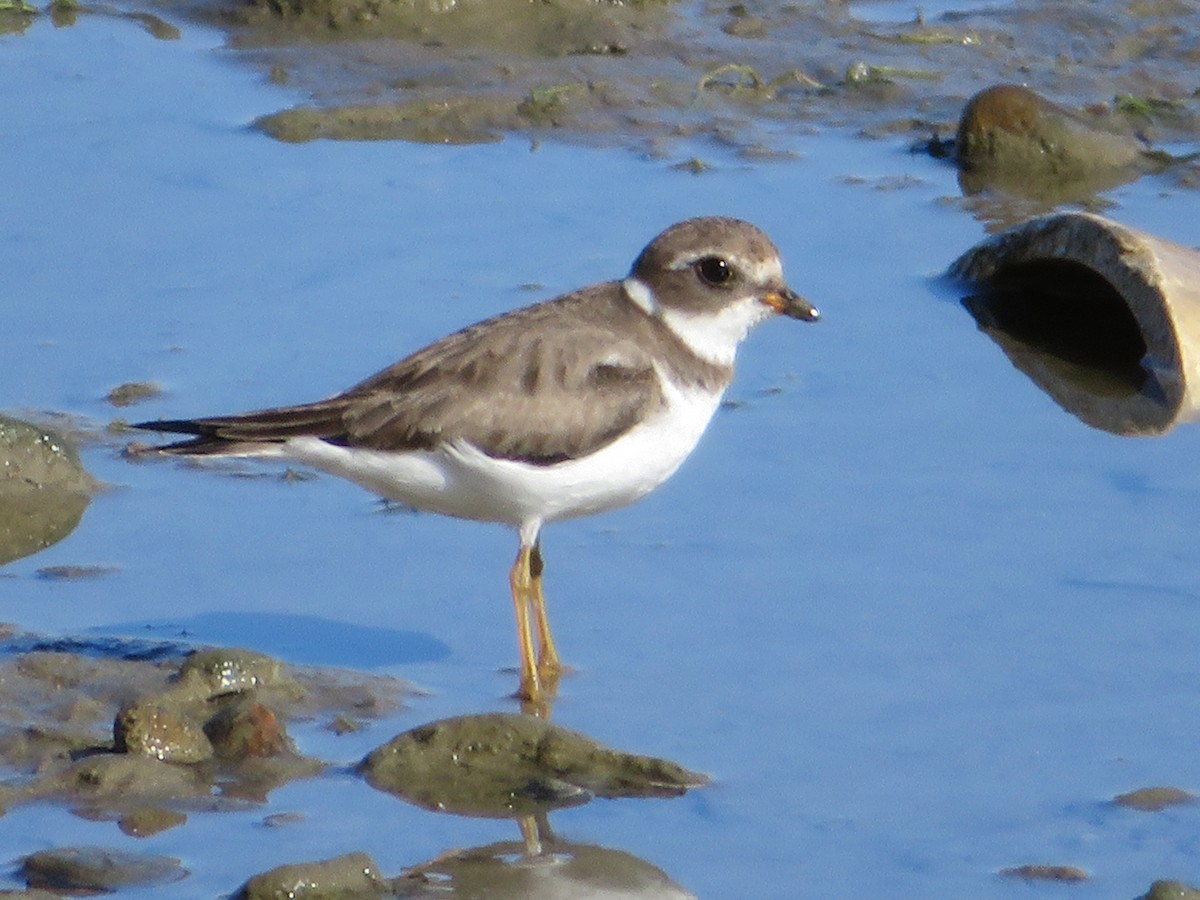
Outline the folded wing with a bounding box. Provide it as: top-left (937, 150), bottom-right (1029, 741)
top-left (138, 288), bottom-right (666, 466)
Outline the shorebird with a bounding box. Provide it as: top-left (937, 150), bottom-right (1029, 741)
top-left (137, 216), bottom-right (819, 704)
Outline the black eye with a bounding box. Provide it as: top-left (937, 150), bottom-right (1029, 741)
top-left (695, 256), bottom-right (734, 286)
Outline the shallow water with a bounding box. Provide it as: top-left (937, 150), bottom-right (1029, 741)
top-left (5, 5), bottom-right (1200, 899)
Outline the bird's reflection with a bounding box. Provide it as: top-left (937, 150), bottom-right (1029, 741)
top-left (514, 671), bottom-right (560, 720)
top-left (398, 831), bottom-right (695, 898)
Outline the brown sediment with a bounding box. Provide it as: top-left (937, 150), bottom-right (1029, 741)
top-left (73, 0), bottom-right (1199, 158)
top-left (0, 634), bottom-right (408, 820)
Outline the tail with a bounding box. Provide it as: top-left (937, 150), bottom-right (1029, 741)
top-left (132, 419), bottom-right (229, 455)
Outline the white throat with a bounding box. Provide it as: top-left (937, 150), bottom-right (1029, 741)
top-left (660, 297), bottom-right (773, 367)
top-left (623, 276), bottom-right (772, 367)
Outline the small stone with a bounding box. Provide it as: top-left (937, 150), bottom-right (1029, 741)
top-left (21, 845), bottom-right (186, 893)
top-left (204, 700), bottom-right (293, 759)
top-left (114, 700), bottom-right (213, 763)
top-left (1115, 786), bottom-right (1196, 811)
top-left (57, 753), bottom-right (208, 803)
top-left (1140, 880), bottom-right (1200, 900)
top-left (236, 852), bottom-right (383, 899)
top-left (35, 564), bottom-right (119, 580)
top-left (105, 381), bottom-right (163, 408)
top-left (176, 648), bottom-right (289, 697)
top-left (999, 864), bottom-right (1090, 882)
top-left (119, 806), bottom-right (189, 837)
top-left (326, 714), bottom-right (364, 735)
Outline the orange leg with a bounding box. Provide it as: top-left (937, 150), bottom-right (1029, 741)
top-left (529, 542), bottom-right (562, 683)
top-left (508, 544), bottom-right (541, 702)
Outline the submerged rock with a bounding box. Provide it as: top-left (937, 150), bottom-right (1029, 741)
top-left (953, 84), bottom-right (1169, 200)
top-left (359, 712), bottom-right (708, 818)
top-left (235, 839), bottom-right (695, 898)
top-left (998, 863), bottom-right (1090, 882)
top-left (105, 381), bottom-right (163, 408)
top-left (21, 845), bottom-right (187, 893)
top-left (45, 753), bottom-right (211, 806)
top-left (176, 647), bottom-right (296, 697)
top-left (0, 631), bottom-right (407, 819)
top-left (204, 698), bottom-right (295, 759)
top-left (0, 416), bottom-right (97, 566)
top-left (117, 806), bottom-right (189, 837)
top-left (235, 851), bottom-right (387, 900)
top-left (1114, 786), bottom-right (1197, 812)
top-left (114, 699), bottom-right (215, 763)
top-left (257, 98), bottom-right (509, 145)
top-left (1141, 881), bottom-right (1200, 900)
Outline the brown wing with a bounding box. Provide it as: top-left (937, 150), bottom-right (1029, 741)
top-left (137, 285), bottom-right (667, 465)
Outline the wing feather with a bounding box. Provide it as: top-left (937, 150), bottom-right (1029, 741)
top-left (137, 285), bottom-right (669, 465)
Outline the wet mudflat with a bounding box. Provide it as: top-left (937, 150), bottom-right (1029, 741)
top-left (146, 0), bottom-right (1200, 162)
top-left (5, 0), bottom-right (1200, 897)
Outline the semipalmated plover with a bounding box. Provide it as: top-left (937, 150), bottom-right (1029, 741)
top-left (137, 216), bottom-right (819, 705)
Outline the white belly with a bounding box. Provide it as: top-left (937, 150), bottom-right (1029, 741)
top-left (274, 378), bottom-right (724, 532)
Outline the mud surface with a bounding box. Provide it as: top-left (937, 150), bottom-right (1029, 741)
top-left (94, 0), bottom-right (1200, 156)
top-left (0, 635), bottom-right (406, 820)
top-left (0, 632), bottom-right (707, 895)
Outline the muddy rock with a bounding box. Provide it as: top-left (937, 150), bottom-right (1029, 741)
top-left (257, 98), bottom-right (511, 145)
top-left (204, 697), bottom-right (294, 759)
top-left (21, 845), bottom-right (187, 893)
top-left (235, 851), bottom-right (387, 899)
top-left (44, 752), bottom-right (212, 806)
top-left (0, 632), bottom-right (407, 821)
top-left (359, 712), bottom-right (708, 818)
top-left (175, 646), bottom-right (296, 698)
top-left (114, 699), bottom-right (215, 763)
top-left (17, 648), bottom-right (103, 689)
top-left (1141, 881), bottom-right (1200, 900)
top-left (118, 806), bottom-right (190, 837)
top-left (105, 381), bottom-right (164, 407)
top-left (0, 4), bottom-right (36, 36)
top-left (0, 416), bottom-right (97, 566)
top-left (1115, 786), bottom-right (1197, 812)
top-left (953, 84), bottom-right (1169, 200)
top-left (998, 863), bottom-right (1090, 882)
